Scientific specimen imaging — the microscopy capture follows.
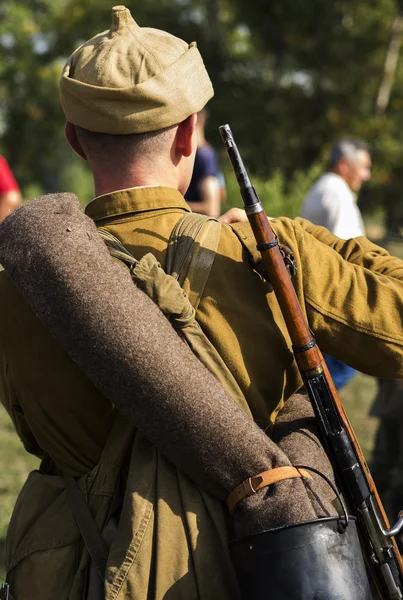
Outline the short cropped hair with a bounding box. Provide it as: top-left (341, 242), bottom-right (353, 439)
top-left (328, 139), bottom-right (370, 170)
top-left (75, 124), bottom-right (175, 164)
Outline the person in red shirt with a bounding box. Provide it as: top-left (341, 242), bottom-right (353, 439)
top-left (0, 155), bottom-right (21, 222)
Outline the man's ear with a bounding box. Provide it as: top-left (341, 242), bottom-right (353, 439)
top-left (65, 122), bottom-right (88, 161)
top-left (176, 114), bottom-right (197, 158)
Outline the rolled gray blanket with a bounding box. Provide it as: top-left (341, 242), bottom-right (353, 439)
top-left (0, 193), bottom-right (327, 537)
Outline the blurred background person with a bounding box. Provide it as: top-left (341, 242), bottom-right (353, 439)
top-left (301, 138), bottom-right (371, 239)
top-left (0, 155), bottom-right (21, 222)
top-left (301, 139), bottom-right (372, 389)
top-left (185, 109), bottom-right (222, 217)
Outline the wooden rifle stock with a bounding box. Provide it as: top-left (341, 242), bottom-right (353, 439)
top-left (219, 124), bottom-right (403, 599)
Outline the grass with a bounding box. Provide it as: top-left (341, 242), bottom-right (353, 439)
top-left (339, 372), bottom-right (379, 461)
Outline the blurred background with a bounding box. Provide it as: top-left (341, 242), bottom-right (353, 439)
top-left (2, 0), bottom-right (403, 577)
top-left (3, 0), bottom-right (403, 227)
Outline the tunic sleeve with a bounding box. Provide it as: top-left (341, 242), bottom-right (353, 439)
top-left (295, 217), bottom-right (403, 279)
top-left (272, 217), bottom-right (403, 378)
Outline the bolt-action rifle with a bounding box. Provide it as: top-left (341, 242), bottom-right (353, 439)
top-left (220, 124), bottom-right (403, 599)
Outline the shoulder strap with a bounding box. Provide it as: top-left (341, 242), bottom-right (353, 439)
top-left (65, 412), bottom-right (135, 585)
top-left (166, 213), bottom-right (221, 311)
top-left (164, 213), bottom-right (251, 414)
top-left (65, 477), bottom-right (110, 582)
top-left (165, 213), bottom-right (212, 280)
top-left (99, 214), bottom-right (222, 312)
top-left (97, 228), bottom-right (138, 271)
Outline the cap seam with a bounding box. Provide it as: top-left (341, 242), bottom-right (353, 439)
top-left (126, 23), bottom-right (163, 72)
top-left (107, 14), bottom-right (162, 80)
top-left (91, 38), bottom-right (115, 86)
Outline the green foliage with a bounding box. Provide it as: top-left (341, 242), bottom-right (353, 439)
top-left (60, 155), bottom-right (94, 207)
top-left (340, 373), bottom-right (379, 460)
top-left (1, 0), bottom-right (403, 224)
top-left (222, 159), bottom-right (322, 218)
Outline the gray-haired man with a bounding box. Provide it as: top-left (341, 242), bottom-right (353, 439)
top-left (301, 139), bottom-right (371, 240)
top-left (301, 139), bottom-right (372, 389)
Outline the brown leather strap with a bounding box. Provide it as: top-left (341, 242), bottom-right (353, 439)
top-left (227, 466), bottom-right (312, 514)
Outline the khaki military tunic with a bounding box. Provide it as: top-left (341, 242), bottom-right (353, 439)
top-left (2, 186), bottom-right (403, 599)
top-left (1, 186), bottom-right (403, 477)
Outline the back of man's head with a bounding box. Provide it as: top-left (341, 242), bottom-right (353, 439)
top-left (60, 6), bottom-right (214, 193)
top-left (59, 5), bottom-right (213, 136)
top-left (73, 125), bottom-right (176, 169)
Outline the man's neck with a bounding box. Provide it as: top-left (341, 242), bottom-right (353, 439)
top-left (328, 168), bottom-right (350, 187)
top-left (326, 171), bottom-right (355, 197)
top-left (92, 167), bottom-right (179, 198)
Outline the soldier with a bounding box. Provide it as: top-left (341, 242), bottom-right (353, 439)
top-left (1, 5), bottom-right (403, 599)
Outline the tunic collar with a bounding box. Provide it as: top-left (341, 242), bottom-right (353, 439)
top-left (85, 186), bottom-right (191, 222)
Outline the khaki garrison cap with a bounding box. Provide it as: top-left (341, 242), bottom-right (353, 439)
top-left (60, 5), bottom-right (214, 134)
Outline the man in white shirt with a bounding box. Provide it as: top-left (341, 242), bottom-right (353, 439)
top-left (302, 139), bottom-right (371, 239)
top-left (301, 139), bottom-right (372, 388)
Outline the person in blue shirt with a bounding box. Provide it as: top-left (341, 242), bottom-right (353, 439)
top-left (185, 109), bottom-right (222, 217)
